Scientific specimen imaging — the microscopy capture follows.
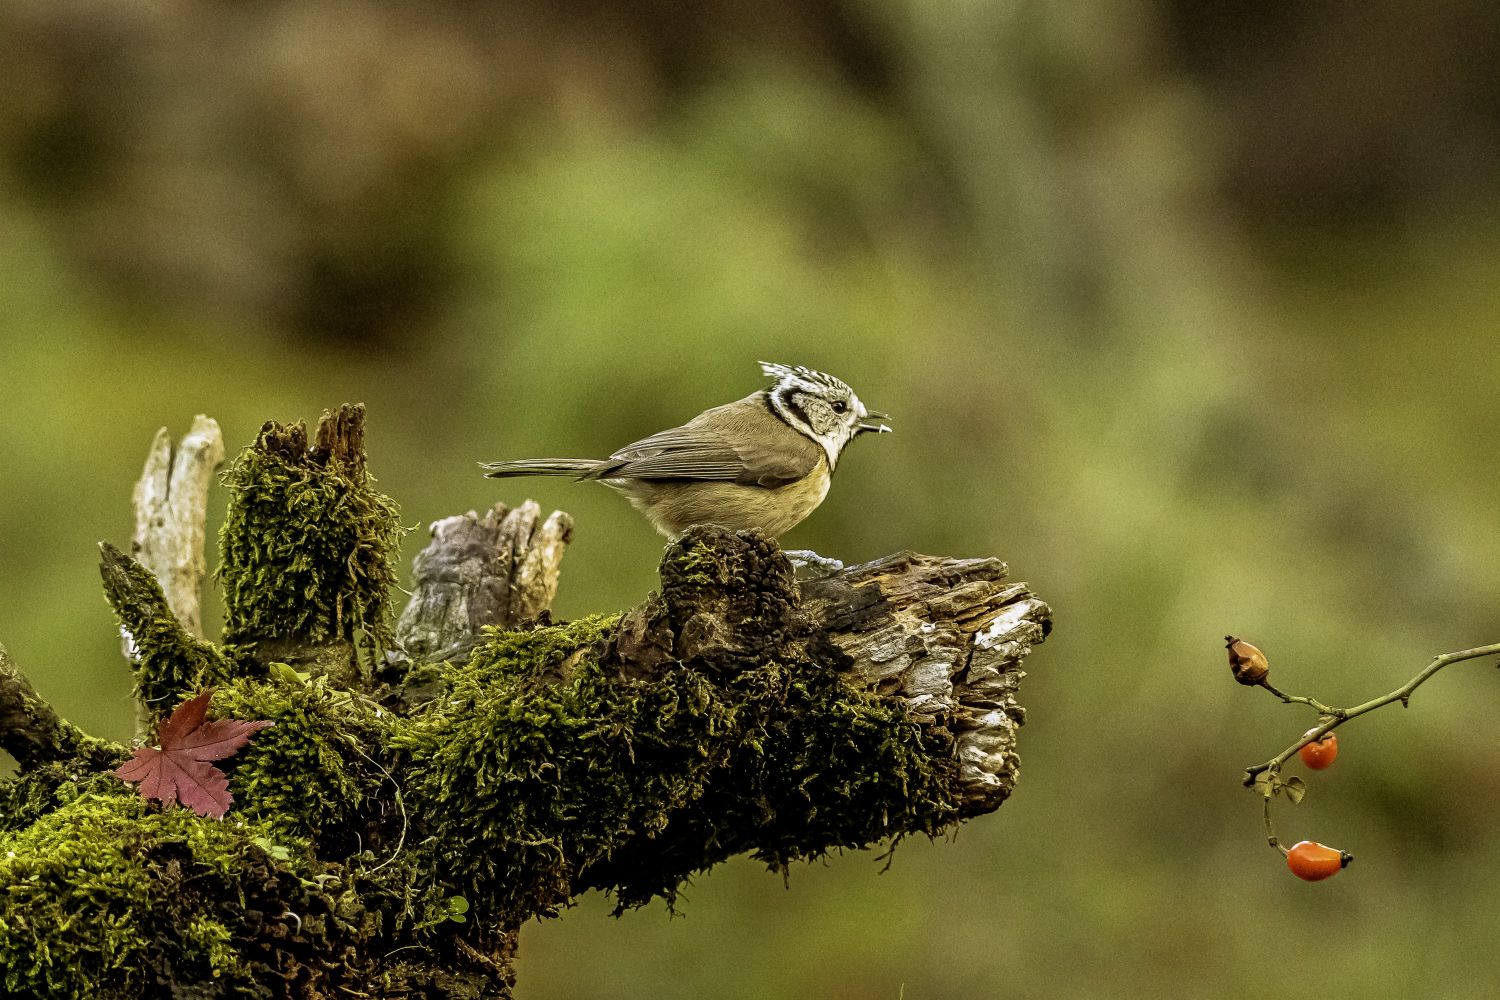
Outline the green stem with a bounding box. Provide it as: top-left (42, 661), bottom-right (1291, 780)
top-left (1258, 680), bottom-right (1341, 717)
top-left (1263, 795), bottom-right (1285, 855)
top-left (1244, 642), bottom-right (1500, 786)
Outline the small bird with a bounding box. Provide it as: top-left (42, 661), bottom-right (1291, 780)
top-left (482, 362), bottom-right (891, 539)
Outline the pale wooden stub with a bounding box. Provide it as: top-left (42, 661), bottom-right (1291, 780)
top-left (127, 415), bottom-right (225, 649)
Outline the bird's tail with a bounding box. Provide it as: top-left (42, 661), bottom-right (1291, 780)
top-left (481, 458), bottom-right (603, 479)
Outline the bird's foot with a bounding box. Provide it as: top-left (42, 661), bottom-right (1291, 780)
top-left (784, 549), bottom-right (845, 580)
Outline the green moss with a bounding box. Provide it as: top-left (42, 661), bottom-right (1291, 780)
top-left (99, 544), bottom-right (239, 713)
top-left (6, 494), bottom-right (970, 997)
top-left (204, 672), bottom-right (467, 939)
top-left (392, 614), bottom-right (959, 923)
top-left (10, 609), bottom-right (945, 992)
top-left (461, 614), bottom-right (621, 688)
top-left (217, 422), bottom-right (404, 649)
top-left (392, 617), bottom-right (633, 923)
top-left (0, 786), bottom-right (302, 998)
top-left (726, 660), bottom-right (958, 869)
top-left (586, 655), bottom-right (959, 910)
top-left (669, 539), bottom-right (722, 586)
top-left (214, 674), bottom-right (389, 849)
top-left (176, 670), bottom-right (456, 936)
top-left (0, 764), bottom-right (126, 834)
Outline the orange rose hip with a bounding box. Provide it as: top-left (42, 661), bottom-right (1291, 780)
top-left (1286, 840), bottom-right (1353, 881)
top-left (1299, 733), bottom-right (1339, 770)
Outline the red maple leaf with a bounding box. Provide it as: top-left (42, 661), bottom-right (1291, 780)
top-left (115, 689), bottom-right (273, 819)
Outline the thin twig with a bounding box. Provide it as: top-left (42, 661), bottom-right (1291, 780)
top-left (1244, 642), bottom-right (1500, 786)
top-left (1256, 680), bottom-right (1342, 718)
top-left (1262, 796), bottom-right (1285, 854)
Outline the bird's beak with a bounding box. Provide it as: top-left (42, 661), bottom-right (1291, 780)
top-left (858, 410), bottom-right (892, 434)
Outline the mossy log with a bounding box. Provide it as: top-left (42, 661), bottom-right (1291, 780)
top-left (0, 405), bottom-right (1050, 999)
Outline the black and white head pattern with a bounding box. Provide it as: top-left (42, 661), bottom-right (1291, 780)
top-left (759, 362), bottom-right (887, 469)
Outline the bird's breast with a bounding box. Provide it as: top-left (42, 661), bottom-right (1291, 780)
top-left (606, 456), bottom-right (832, 539)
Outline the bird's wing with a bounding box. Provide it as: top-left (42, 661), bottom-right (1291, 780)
top-left (597, 396), bottom-right (821, 488)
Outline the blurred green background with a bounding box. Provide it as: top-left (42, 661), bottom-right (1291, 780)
top-left (3, 1), bottom-right (1499, 996)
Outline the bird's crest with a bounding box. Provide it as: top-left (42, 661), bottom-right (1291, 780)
top-left (758, 361), bottom-right (854, 397)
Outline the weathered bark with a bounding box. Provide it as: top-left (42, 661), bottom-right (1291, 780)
top-left (800, 552), bottom-right (1049, 815)
top-left (256, 402), bottom-right (367, 477)
top-left (128, 415), bottom-right (224, 643)
top-left (392, 501), bottom-right (574, 667)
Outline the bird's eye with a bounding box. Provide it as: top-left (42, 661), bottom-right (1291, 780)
top-left (831, 400), bottom-right (847, 414)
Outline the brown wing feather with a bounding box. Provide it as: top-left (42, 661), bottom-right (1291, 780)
top-left (590, 392), bottom-right (820, 488)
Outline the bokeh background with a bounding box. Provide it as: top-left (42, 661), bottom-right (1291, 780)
top-left (3, 1), bottom-right (1499, 996)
